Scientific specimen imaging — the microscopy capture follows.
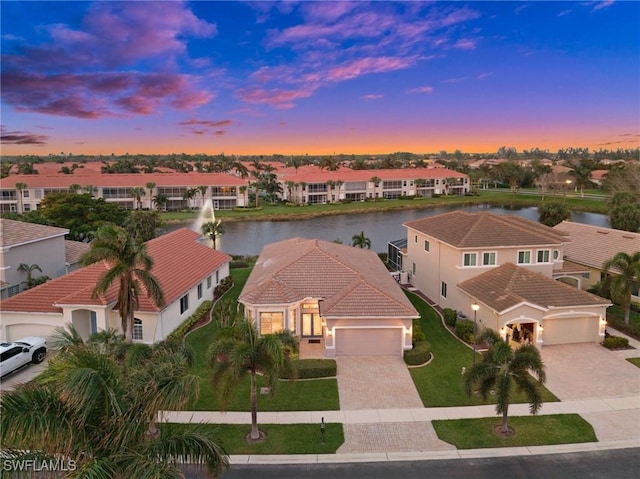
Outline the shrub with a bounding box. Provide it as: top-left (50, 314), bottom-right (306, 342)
top-left (432, 193), bottom-right (442, 198)
top-left (282, 359), bottom-right (337, 379)
top-left (404, 341), bottom-right (432, 366)
top-left (413, 320), bottom-right (426, 342)
top-left (378, 252), bottom-right (388, 264)
top-left (443, 308), bottom-right (457, 327)
top-left (455, 319), bottom-right (475, 341)
top-left (602, 335), bottom-right (629, 349)
top-left (213, 276), bottom-right (233, 299)
top-left (167, 300), bottom-right (212, 341)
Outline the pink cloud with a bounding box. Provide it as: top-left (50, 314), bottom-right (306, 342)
top-left (452, 38), bottom-right (478, 50)
top-left (407, 86), bottom-right (434, 94)
top-left (236, 87), bottom-right (313, 108)
top-left (327, 56), bottom-right (416, 82)
top-left (1, 126), bottom-right (49, 145)
top-left (361, 94), bottom-right (384, 101)
top-left (179, 119), bottom-right (233, 127)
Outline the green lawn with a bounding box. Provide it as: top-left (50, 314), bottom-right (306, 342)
top-left (185, 267), bottom-right (340, 412)
top-left (160, 190), bottom-right (608, 224)
top-left (406, 291), bottom-right (559, 407)
top-left (169, 423), bottom-right (344, 455)
top-left (626, 358), bottom-right (640, 368)
top-left (432, 414), bottom-right (596, 449)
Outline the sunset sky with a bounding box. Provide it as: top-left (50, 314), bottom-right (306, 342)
top-left (1, 1), bottom-right (638, 156)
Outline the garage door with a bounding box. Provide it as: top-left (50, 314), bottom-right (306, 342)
top-left (335, 328), bottom-right (402, 356)
top-left (6, 324), bottom-right (57, 342)
top-left (543, 317), bottom-right (599, 345)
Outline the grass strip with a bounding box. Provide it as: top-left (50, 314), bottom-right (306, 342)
top-left (625, 358), bottom-right (640, 368)
top-left (432, 414), bottom-right (596, 449)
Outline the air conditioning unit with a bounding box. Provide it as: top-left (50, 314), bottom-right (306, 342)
top-left (400, 272), bottom-right (408, 284)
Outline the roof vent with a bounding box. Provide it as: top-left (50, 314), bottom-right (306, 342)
top-left (622, 235), bottom-right (636, 239)
top-left (596, 231), bottom-right (609, 234)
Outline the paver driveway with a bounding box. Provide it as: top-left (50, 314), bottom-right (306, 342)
top-left (541, 343), bottom-right (640, 401)
top-left (336, 356), bottom-right (423, 410)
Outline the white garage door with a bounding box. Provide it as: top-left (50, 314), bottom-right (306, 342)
top-left (543, 317), bottom-right (599, 345)
top-left (335, 328), bottom-right (402, 356)
top-left (6, 324), bottom-right (57, 342)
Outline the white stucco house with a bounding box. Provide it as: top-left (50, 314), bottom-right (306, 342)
top-left (401, 211), bottom-right (610, 347)
top-left (239, 237), bottom-right (419, 357)
top-left (0, 228), bottom-right (230, 343)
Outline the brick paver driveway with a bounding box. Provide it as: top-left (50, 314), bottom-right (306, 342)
top-left (541, 343), bottom-right (640, 401)
top-left (336, 356), bottom-right (423, 410)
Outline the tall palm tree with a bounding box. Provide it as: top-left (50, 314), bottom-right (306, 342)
top-left (129, 186), bottom-right (145, 210)
top-left (18, 263), bottom-right (43, 289)
top-left (463, 329), bottom-right (546, 435)
top-left (352, 231), bottom-right (372, 249)
top-left (153, 193), bottom-right (168, 211)
top-left (15, 182), bottom-right (27, 213)
top-left (81, 225), bottom-right (165, 341)
top-left (202, 219), bottom-right (225, 249)
top-left (145, 181), bottom-right (156, 209)
top-left (370, 176), bottom-right (381, 200)
top-left (602, 251), bottom-right (640, 324)
top-left (69, 183), bottom-right (82, 194)
top-left (207, 319), bottom-right (297, 441)
top-left (1, 327), bottom-right (228, 477)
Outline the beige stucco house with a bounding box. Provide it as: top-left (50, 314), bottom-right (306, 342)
top-left (0, 228), bottom-right (230, 343)
top-left (553, 221), bottom-right (640, 302)
top-left (402, 211), bottom-right (610, 347)
top-left (239, 237), bottom-right (419, 357)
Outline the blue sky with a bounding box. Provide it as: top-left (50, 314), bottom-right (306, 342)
top-left (1, 1), bottom-right (638, 155)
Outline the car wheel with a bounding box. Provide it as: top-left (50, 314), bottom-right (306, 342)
top-left (32, 349), bottom-right (46, 364)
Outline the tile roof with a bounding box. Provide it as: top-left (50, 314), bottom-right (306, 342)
top-left (553, 222), bottom-right (640, 270)
top-left (1, 228), bottom-right (230, 314)
top-left (65, 240), bottom-right (90, 265)
top-left (0, 219), bottom-right (68, 247)
top-left (457, 263), bottom-right (610, 313)
top-left (276, 165), bottom-right (467, 183)
top-left (404, 211), bottom-right (569, 248)
top-left (240, 238), bottom-right (418, 319)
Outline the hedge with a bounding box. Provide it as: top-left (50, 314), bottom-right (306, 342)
top-left (413, 320), bottom-right (426, 342)
top-left (213, 276), bottom-right (233, 299)
top-left (279, 359), bottom-right (337, 379)
top-left (443, 308), bottom-right (457, 327)
top-left (455, 319), bottom-right (475, 342)
top-left (167, 300), bottom-right (212, 342)
top-left (602, 335), bottom-right (629, 350)
top-left (404, 341), bottom-right (432, 366)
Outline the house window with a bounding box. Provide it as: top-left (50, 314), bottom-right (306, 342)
top-left (482, 252), bottom-right (496, 266)
top-left (260, 312), bottom-right (283, 335)
top-left (207, 275), bottom-right (212, 289)
top-left (441, 281), bottom-right (447, 298)
top-left (414, 235), bottom-right (418, 243)
top-left (412, 262), bottom-right (416, 275)
top-left (302, 313), bottom-right (322, 337)
top-left (180, 294), bottom-right (189, 314)
top-left (537, 250), bottom-right (550, 263)
top-left (582, 272), bottom-right (590, 279)
top-left (463, 253), bottom-right (477, 267)
top-left (23, 204), bottom-right (31, 212)
top-left (553, 250), bottom-right (560, 261)
top-left (22, 190), bottom-right (29, 198)
top-left (424, 240), bottom-right (430, 252)
top-left (517, 251), bottom-right (531, 264)
top-left (215, 270), bottom-right (219, 284)
top-left (197, 283), bottom-right (203, 299)
top-left (132, 318), bottom-right (143, 341)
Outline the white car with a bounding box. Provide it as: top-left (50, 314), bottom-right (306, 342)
top-left (0, 336), bottom-right (47, 378)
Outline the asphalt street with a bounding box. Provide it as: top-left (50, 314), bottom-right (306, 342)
top-left (182, 448), bottom-right (640, 479)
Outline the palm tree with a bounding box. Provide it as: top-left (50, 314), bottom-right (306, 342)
top-left (1, 327), bottom-right (228, 477)
top-left (370, 176), bottom-right (381, 200)
top-left (602, 251), bottom-right (640, 324)
top-left (352, 231), bottom-right (372, 249)
top-left (83, 184), bottom-right (96, 197)
top-left (207, 319), bottom-right (297, 441)
top-left (15, 182), bottom-right (27, 213)
top-left (69, 183), bottom-right (82, 194)
top-left (463, 329), bottom-right (546, 435)
top-left (198, 185), bottom-right (208, 208)
top-left (202, 219), bottom-right (225, 249)
top-left (145, 181), bottom-right (156, 209)
top-left (81, 225), bottom-right (165, 341)
top-left (18, 263), bottom-right (42, 289)
top-left (239, 185), bottom-right (248, 206)
top-left (153, 193), bottom-right (168, 211)
top-left (129, 186), bottom-right (145, 210)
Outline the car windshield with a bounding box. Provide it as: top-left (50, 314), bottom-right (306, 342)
top-left (14, 342), bottom-right (30, 347)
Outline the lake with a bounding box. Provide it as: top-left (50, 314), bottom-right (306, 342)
top-left (173, 205), bottom-right (610, 255)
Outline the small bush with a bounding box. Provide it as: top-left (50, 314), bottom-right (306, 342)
top-left (213, 276), bottom-right (233, 299)
top-left (378, 252), bottom-right (388, 264)
top-left (413, 320), bottom-right (426, 342)
top-left (443, 308), bottom-right (457, 327)
top-left (404, 341), bottom-right (432, 366)
top-left (432, 193), bottom-right (442, 198)
top-left (602, 335), bottom-right (629, 349)
top-left (286, 359), bottom-right (337, 379)
top-left (455, 319), bottom-right (475, 341)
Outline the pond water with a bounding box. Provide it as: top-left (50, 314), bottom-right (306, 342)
top-left (172, 204), bottom-right (609, 256)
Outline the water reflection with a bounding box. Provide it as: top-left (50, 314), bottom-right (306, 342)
top-left (174, 204), bottom-right (609, 255)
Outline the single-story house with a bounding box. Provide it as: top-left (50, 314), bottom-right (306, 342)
top-left (239, 237), bottom-right (419, 357)
top-left (0, 228), bottom-right (230, 343)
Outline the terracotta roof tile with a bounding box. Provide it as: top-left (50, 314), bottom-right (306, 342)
top-left (240, 238), bottom-right (418, 319)
top-left (1, 228), bottom-right (230, 314)
top-left (553, 222), bottom-right (640, 270)
top-left (0, 219), bottom-right (68, 246)
top-left (277, 166), bottom-right (467, 183)
top-left (458, 263), bottom-right (610, 312)
top-left (405, 211), bottom-right (569, 248)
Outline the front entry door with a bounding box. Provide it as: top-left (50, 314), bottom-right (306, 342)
top-left (302, 313), bottom-right (323, 337)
